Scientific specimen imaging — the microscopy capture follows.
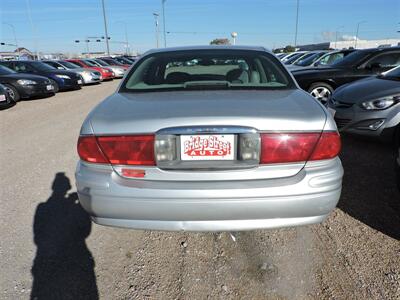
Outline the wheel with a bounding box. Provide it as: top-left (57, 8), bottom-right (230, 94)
top-left (49, 79), bottom-right (59, 93)
top-left (3, 84), bottom-right (20, 102)
top-left (308, 82), bottom-right (333, 105)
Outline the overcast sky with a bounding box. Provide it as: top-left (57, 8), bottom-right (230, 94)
top-left (1, 0), bottom-right (399, 54)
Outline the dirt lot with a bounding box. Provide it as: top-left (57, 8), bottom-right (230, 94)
top-left (0, 80), bottom-right (399, 299)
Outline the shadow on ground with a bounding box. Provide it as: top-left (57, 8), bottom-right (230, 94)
top-left (30, 172), bottom-right (98, 300)
top-left (338, 135), bottom-right (400, 240)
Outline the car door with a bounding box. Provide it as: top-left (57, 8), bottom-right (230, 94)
top-left (358, 51), bottom-right (400, 76)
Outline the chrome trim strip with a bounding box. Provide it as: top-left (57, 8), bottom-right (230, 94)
top-left (156, 125), bottom-right (257, 135)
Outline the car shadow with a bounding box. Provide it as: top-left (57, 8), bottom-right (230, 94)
top-left (338, 135), bottom-right (400, 240)
top-left (30, 172), bottom-right (98, 300)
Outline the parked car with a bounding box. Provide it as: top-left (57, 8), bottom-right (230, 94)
top-left (65, 59), bottom-right (115, 81)
top-left (281, 51), bottom-right (307, 63)
top-left (328, 65), bottom-right (400, 143)
top-left (113, 56), bottom-right (135, 65)
top-left (99, 57), bottom-right (130, 69)
top-left (292, 47), bottom-right (400, 103)
top-left (75, 45), bottom-right (343, 232)
top-left (0, 83), bottom-right (16, 110)
top-left (283, 51), bottom-right (309, 65)
top-left (0, 65), bottom-right (55, 101)
top-left (42, 60), bottom-right (102, 85)
top-left (87, 58), bottom-right (126, 78)
top-left (0, 60), bottom-right (82, 92)
top-left (287, 50), bottom-right (329, 70)
top-left (313, 49), bottom-right (356, 67)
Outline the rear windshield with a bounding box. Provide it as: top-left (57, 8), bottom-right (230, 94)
top-left (331, 50), bottom-right (371, 67)
top-left (122, 50), bottom-right (294, 92)
top-left (58, 61), bottom-right (80, 69)
top-left (92, 59), bottom-right (109, 66)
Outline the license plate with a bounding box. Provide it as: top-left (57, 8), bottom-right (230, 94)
top-left (328, 107), bottom-right (336, 117)
top-left (180, 134), bottom-right (235, 161)
top-left (78, 79), bottom-right (83, 85)
top-left (0, 94), bottom-right (6, 102)
top-left (46, 85), bottom-right (53, 91)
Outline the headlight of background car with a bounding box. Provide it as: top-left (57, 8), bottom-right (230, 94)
top-left (17, 79), bottom-right (37, 85)
top-left (55, 74), bottom-right (71, 79)
top-left (360, 95), bottom-right (399, 110)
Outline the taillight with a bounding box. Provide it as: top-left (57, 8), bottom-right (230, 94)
top-left (77, 135), bottom-right (155, 166)
top-left (77, 136), bottom-right (108, 163)
top-left (260, 131), bottom-right (340, 164)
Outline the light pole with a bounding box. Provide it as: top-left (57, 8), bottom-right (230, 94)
top-left (294, 0), bottom-right (300, 47)
top-left (153, 13), bottom-right (160, 48)
top-left (115, 21), bottom-right (129, 55)
top-left (231, 32), bottom-right (238, 45)
top-left (101, 0), bottom-right (110, 55)
top-left (334, 26), bottom-right (344, 49)
top-left (162, 0), bottom-right (167, 47)
top-left (355, 21), bottom-right (366, 49)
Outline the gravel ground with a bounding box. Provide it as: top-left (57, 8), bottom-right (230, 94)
top-left (0, 81), bottom-right (399, 299)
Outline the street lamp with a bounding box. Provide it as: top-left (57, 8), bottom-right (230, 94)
top-left (2, 22), bottom-right (19, 57)
top-left (162, 0), bottom-right (167, 47)
top-left (355, 21), bottom-right (366, 49)
top-left (334, 26), bottom-right (344, 49)
top-left (115, 21), bottom-right (129, 55)
top-left (101, 0), bottom-right (110, 55)
top-left (294, 0), bottom-right (300, 46)
top-left (231, 32), bottom-right (238, 45)
top-left (153, 13), bottom-right (160, 48)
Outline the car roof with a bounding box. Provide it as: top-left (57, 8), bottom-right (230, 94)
top-left (143, 45), bottom-right (269, 56)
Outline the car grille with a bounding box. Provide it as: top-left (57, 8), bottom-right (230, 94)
top-left (334, 117), bottom-right (352, 129)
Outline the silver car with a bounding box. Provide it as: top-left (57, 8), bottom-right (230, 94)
top-left (76, 46), bottom-right (343, 232)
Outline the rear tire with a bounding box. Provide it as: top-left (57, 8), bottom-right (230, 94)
top-left (49, 79), bottom-right (59, 93)
top-left (308, 82), bottom-right (333, 105)
top-left (3, 84), bottom-right (20, 102)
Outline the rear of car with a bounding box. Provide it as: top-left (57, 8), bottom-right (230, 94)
top-left (0, 83), bottom-right (15, 109)
top-left (76, 46), bottom-right (343, 231)
top-left (66, 59), bottom-right (115, 81)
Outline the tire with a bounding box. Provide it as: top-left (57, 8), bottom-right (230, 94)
top-left (308, 82), bottom-right (333, 105)
top-left (49, 79), bottom-right (59, 93)
top-left (3, 84), bottom-right (20, 102)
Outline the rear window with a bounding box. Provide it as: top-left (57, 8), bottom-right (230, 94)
top-left (122, 50), bottom-right (294, 92)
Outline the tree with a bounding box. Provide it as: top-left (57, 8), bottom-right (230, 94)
top-left (210, 38), bottom-right (231, 45)
top-left (283, 45), bottom-right (296, 53)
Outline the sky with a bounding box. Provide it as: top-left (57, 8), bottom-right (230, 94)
top-left (1, 0), bottom-right (399, 55)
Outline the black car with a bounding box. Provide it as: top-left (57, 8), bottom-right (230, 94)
top-left (0, 83), bottom-right (16, 109)
top-left (0, 65), bottom-right (55, 101)
top-left (0, 60), bottom-right (82, 92)
top-left (292, 47), bottom-right (400, 103)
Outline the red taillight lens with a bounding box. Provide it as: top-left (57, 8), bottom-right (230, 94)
top-left (310, 132), bottom-right (341, 160)
top-left (78, 136), bottom-right (108, 163)
top-left (97, 135), bottom-right (155, 165)
top-left (77, 135), bottom-right (155, 166)
top-left (260, 131), bottom-right (340, 164)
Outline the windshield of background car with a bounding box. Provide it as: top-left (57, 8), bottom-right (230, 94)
top-left (331, 50), bottom-right (370, 67)
top-left (0, 65), bottom-right (16, 75)
top-left (295, 53), bottom-right (323, 66)
top-left (58, 61), bottom-right (79, 69)
top-left (31, 62), bottom-right (56, 71)
top-left (93, 59), bottom-right (109, 66)
top-left (82, 60), bottom-right (98, 67)
top-left (122, 50), bottom-right (294, 92)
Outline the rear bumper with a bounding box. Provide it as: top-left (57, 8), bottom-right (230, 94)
top-left (75, 158), bottom-right (343, 232)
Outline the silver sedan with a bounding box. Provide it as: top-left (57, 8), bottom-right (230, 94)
top-left (76, 46), bottom-right (343, 231)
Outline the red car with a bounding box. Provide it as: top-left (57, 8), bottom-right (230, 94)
top-left (65, 59), bottom-right (115, 81)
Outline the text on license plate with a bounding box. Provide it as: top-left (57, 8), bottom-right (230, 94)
top-left (46, 85), bottom-right (53, 91)
top-left (78, 79), bottom-right (83, 84)
top-left (180, 134), bottom-right (235, 161)
top-left (0, 95), bottom-right (6, 102)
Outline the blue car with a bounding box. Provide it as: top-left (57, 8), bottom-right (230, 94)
top-left (0, 60), bottom-right (82, 92)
